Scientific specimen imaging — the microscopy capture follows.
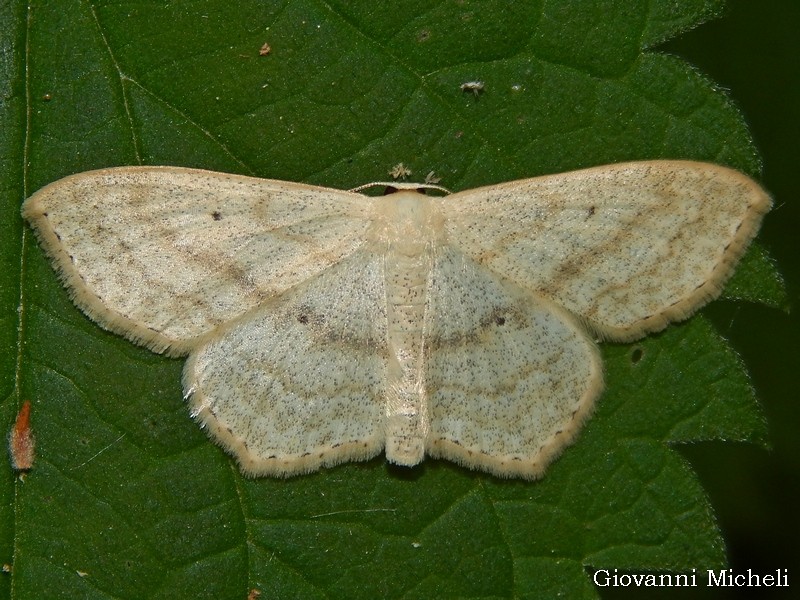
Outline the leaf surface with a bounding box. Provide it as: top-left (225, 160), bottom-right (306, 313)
top-left (1, 1), bottom-right (782, 598)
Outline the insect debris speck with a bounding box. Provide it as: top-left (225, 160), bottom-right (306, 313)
top-left (460, 81), bottom-right (484, 97)
top-left (389, 163), bottom-right (413, 180)
top-left (9, 400), bottom-right (35, 473)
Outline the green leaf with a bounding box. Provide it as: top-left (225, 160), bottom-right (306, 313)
top-left (1, 1), bottom-right (783, 598)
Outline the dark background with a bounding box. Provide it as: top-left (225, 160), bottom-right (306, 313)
top-left (610, 0), bottom-right (798, 598)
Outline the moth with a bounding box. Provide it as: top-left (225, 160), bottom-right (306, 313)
top-left (22, 161), bottom-right (771, 478)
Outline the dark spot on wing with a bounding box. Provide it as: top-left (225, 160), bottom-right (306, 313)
top-left (211, 211), bottom-right (222, 221)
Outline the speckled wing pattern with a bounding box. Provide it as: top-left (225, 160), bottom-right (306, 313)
top-left (22, 161), bottom-right (771, 478)
top-left (436, 161), bottom-right (771, 341)
top-left (423, 245), bottom-right (601, 479)
top-left (185, 249), bottom-right (390, 476)
top-left (22, 167), bottom-right (375, 355)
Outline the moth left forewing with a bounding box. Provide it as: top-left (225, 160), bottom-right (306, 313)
top-left (23, 167), bottom-right (376, 356)
top-left (437, 161), bottom-right (771, 342)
